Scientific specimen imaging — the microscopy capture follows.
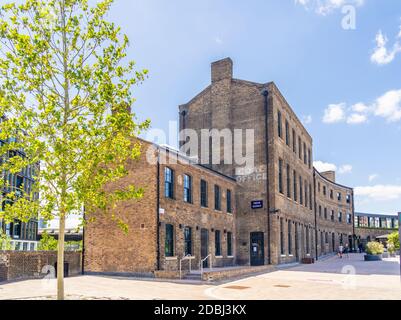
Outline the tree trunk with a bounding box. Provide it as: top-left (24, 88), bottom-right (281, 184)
top-left (57, 214), bottom-right (66, 300)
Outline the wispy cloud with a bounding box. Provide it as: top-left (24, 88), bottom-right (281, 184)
top-left (302, 115), bottom-right (313, 125)
top-left (295, 0), bottom-right (365, 16)
top-left (322, 89), bottom-right (401, 124)
top-left (371, 23), bottom-right (401, 65)
top-left (314, 161), bottom-right (352, 175)
top-left (338, 164), bottom-right (352, 174)
top-left (322, 103), bottom-right (346, 123)
top-left (314, 161), bottom-right (337, 172)
top-left (368, 174), bottom-right (379, 182)
top-left (355, 185), bottom-right (401, 201)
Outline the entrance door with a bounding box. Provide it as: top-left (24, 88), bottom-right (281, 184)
top-left (348, 235), bottom-right (353, 251)
top-left (295, 224), bottom-right (299, 261)
top-left (250, 232), bottom-right (264, 266)
top-left (200, 229), bottom-right (209, 268)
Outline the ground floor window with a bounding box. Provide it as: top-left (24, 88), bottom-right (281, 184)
top-left (184, 226), bottom-right (192, 256)
top-left (227, 232), bottom-right (233, 256)
top-left (165, 224), bottom-right (174, 257)
top-left (215, 230), bottom-right (221, 256)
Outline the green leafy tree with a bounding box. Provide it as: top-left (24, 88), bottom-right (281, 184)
top-left (366, 241), bottom-right (384, 255)
top-left (38, 231), bottom-right (58, 251)
top-left (0, 0), bottom-right (149, 299)
top-left (387, 232), bottom-right (400, 254)
top-left (0, 230), bottom-right (12, 250)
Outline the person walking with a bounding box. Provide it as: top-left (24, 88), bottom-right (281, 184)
top-left (338, 244), bottom-right (344, 258)
top-left (358, 243), bottom-right (363, 253)
top-left (344, 243), bottom-right (350, 258)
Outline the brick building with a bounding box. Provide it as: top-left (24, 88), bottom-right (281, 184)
top-left (84, 58), bottom-right (355, 275)
top-left (84, 142), bottom-right (236, 275)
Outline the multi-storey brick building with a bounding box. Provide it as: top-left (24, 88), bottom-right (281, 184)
top-left (84, 58), bottom-right (355, 275)
top-left (84, 141), bottom-right (237, 275)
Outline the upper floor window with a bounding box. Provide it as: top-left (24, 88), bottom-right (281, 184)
top-left (285, 120), bottom-right (290, 146)
top-left (324, 207), bottom-right (328, 219)
top-left (331, 210), bottom-right (335, 221)
top-left (347, 213), bottom-right (352, 224)
top-left (338, 212), bottom-right (342, 223)
top-left (292, 129), bottom-right (296, 153)
top-left (323, 185), bottom-right (327, 196)
top-left (286, 164), bottom-right (291, 198)
top-left (277, 111), bottom-right (282, 138)
top-left (318, 182), bottom-right (321, 193)
top-left (214, 185), bottom-right (221, 211)
top-left (346, 194), bottom-right (351, 204)
top-left (299, 176), bottom-right (303, 205)
top-left (319, 205), bottom-right (322, 217)
top-left (308, 149), bottom-right (311, 169)
top-left (200, 179), bottom-right (208, 207)
top-left (226, 189), bottom-right (232, 213)
top-left (337, 192), bottom-right (342, 201)
top-left (298, 137), bottom-right (302, 160)
top-left (303, 143), bottom-right (307, 165)
top-left (278, 159), bottom-right (284, 194)
top-left (164, 167), bottom-right (174, 199)
top-left (330, 189), bottom-right (334, 199)
top-left (293, 170), bottom-right (297, 202)
top-left (183, 174), bottom-right (192, 203)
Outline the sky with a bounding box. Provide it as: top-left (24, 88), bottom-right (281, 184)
top-left (101, 0), bottom-right (401, 215)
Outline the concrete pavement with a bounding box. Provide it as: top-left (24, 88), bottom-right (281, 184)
top-left (0, 253), bottom-right (400, 300)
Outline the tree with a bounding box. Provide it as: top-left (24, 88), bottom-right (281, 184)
top-left (0, 230), bottom-right (12, 250)
top-left (38, 231), bottom-right (58, 251)
top-left (0, 0), bottom-right (149, 300)
top-left (387, 232), bottom-right (400, 254)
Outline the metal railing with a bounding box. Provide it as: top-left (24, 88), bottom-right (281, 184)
top-left (179, 254), bottom-right (194, 279)
top-left (200, 254), bottom-right (212, 280)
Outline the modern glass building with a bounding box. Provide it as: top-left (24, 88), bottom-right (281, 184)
top-left (0, 116), bottom-right (40, 251)
top-left (354, 212), bottom-right (399, 230)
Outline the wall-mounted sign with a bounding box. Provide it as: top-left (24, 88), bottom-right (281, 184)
top-left (251, 200), bottom-right (263, 209)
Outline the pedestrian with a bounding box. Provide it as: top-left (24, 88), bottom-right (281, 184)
top-left (358, 243), bottom-right (363, 253)
top-left (338, 244), bottom-right (344, 258)
top-left (344, 243), bottom-right (350, 258)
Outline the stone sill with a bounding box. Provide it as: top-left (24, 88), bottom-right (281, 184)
top-left (215, 256), bottom-right (223, 259)
top-left (165, 257), bottom-right (177, 261)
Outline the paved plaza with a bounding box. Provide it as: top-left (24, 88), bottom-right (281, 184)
top-left (0, 254), bottom-right (400, 300)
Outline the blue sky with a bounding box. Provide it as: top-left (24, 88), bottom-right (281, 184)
top-left (106, 0), bottom-right (401, 215)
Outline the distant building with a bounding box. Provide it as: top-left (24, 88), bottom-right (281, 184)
top-left (354, 212), bottom-right (399, 247)
top-left (0, 116), bottom-right (40, 251)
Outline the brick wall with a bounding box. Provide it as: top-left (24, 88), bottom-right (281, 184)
top-left (0, 251), bottom-right (81, 282)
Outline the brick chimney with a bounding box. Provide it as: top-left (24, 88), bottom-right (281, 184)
top-left (321, 171), bottom-right (336, 183)
top-left (211, 57), bottom-right (233, 83)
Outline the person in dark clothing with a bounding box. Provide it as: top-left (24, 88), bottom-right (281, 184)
top-left (358, 243), bottom-right (363, 253)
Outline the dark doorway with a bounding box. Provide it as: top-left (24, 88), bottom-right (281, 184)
top-left (250, 232), bottom-right (264, 266)
top-left (332, 233), bottom-right (335, 252)
top-left (200, 229), bottom-right (209, 268)
top-left (54, 262), bottom-right (69, 278)
top-left (348, 235), bottom-right (353, 251)
top-left (295, 224), bottom-right (299, 262)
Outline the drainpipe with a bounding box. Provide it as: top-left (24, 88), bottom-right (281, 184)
top-left (351, 189), bottom-right (355, 251)
top-left (81, 206), bottom-right (85, 275)
top-left (313, 170), bottom-right (318, 260)
top-left (156, 148), bottom-right (161, 270)
top-left (262, 89), bottom-right (272, 265)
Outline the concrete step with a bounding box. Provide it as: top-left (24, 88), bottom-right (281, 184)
top-left (183, 273), bottom-right (202, 280)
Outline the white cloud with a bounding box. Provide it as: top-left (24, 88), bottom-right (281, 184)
top-left (373, 89), bottom-right (401, 122)
top-left (338, 164), bottom-right (352, 174)
top-left (322, 103), bottom-right (346, 123)
top-left (302, 115), bottom-right (313, 124)
top-left (295, 0), bottom-right (365, 15)
top-left (323, 89), bottom-right (401, 125)
top-left (355, 185), bottom-right (401, 201)
top-left (313, 161), bottom-right (337, 172)
top-left (371, 28), bottom-right (401, 65)
top-left (368, 174), bottom-right (379, 182)
top-left (346, 113), bottom-right (368, 124)
top-left (214, 36), bottom-right (223, 45)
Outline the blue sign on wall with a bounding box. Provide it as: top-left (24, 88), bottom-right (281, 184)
top-left (251, 200), bottom-right (264, 209)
